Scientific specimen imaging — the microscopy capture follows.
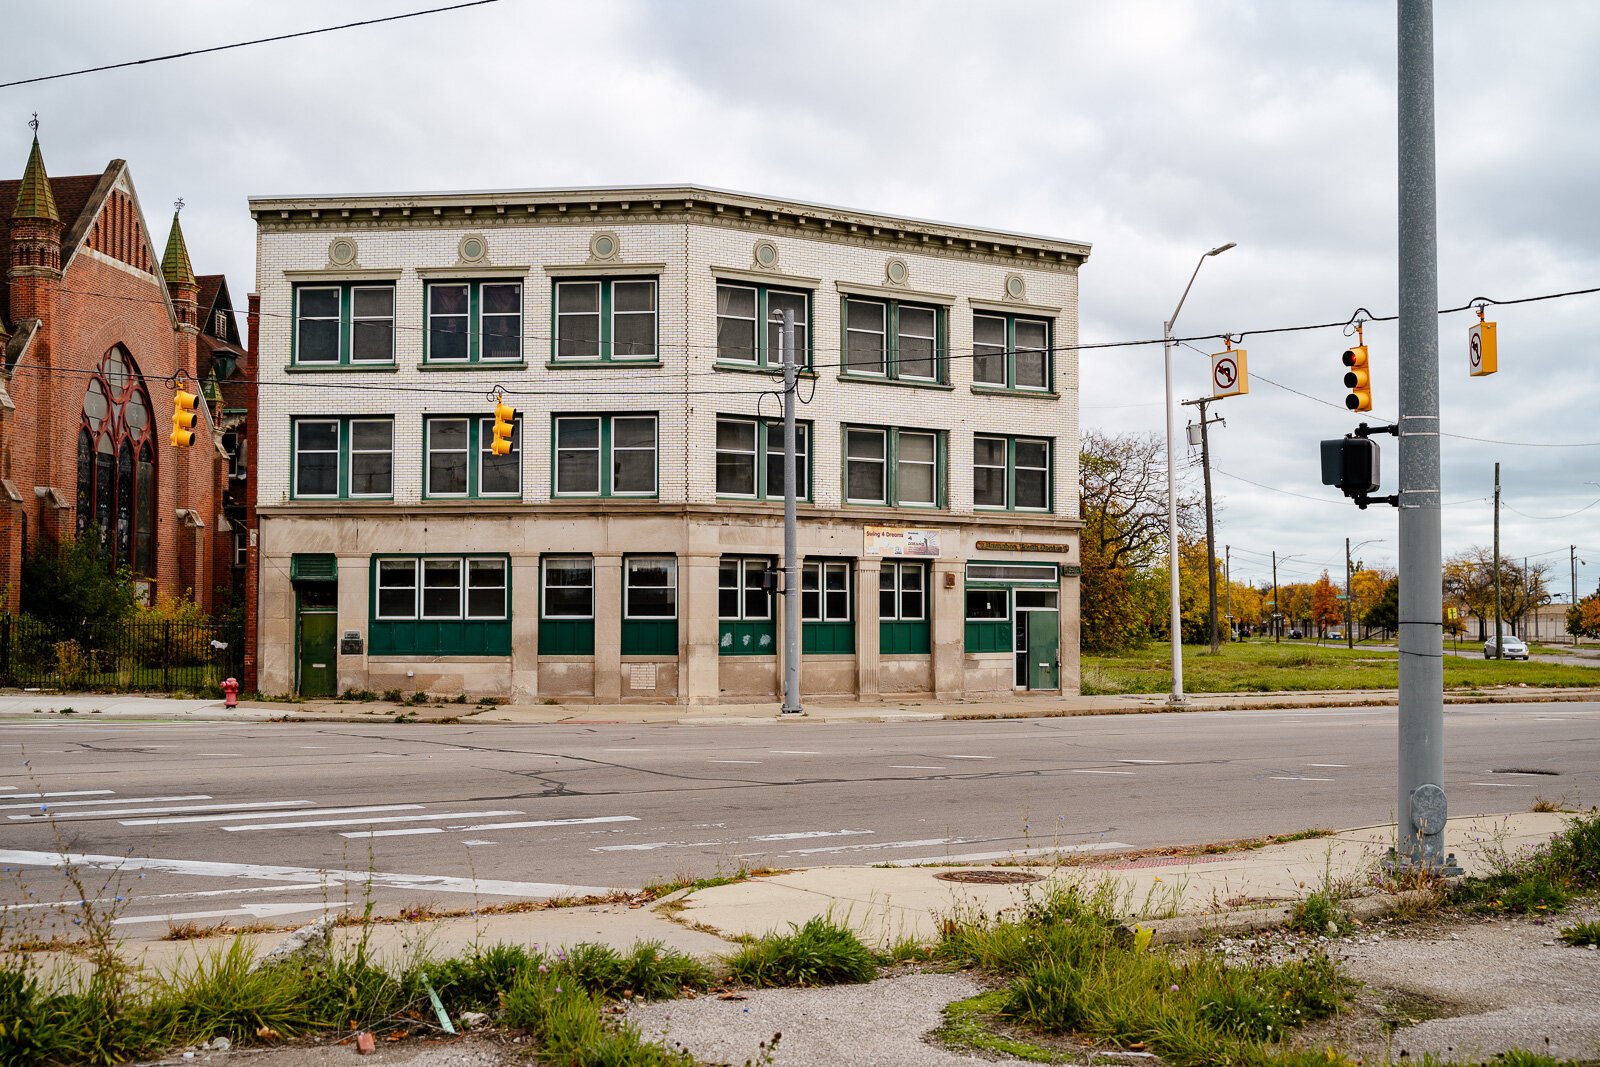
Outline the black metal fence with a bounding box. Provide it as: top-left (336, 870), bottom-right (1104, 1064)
top-left (0, 615), bottom-right (243, 693)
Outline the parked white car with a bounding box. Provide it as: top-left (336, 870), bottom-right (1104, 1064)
top-left (1484, 634), bottom-right (1529, 660)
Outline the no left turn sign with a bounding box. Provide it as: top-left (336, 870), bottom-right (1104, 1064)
top-left (1211, 348), bottom-right (1249, 397)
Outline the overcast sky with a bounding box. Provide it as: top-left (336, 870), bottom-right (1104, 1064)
top-left (7, 0), bottom-right (1598, 595)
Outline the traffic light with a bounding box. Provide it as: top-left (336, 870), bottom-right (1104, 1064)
top-left (1320, 436), bottom-right (1379, 497)
top-left (170, 381), bottom-right (198, 447)
top-left (1342, 344), bottom-right (1372, 411)
top-left (490, 395), bottom-right (515, 456)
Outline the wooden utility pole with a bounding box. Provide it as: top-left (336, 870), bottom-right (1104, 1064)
top-left (1182, 397), bottom-right (1224, 653)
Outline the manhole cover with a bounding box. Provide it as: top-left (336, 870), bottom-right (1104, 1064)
top-left (933, 869), bottom-right (1043, 885)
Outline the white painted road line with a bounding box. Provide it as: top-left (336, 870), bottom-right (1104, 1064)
top-left (591, 840), bottom-right (730, 852)
top-left (750, 830), bottom-right (873, 841)
top-left (0, 848), bottom-right (619, 899)
top-left (223, 810), bottom-right (523, 832)
top-left (340, 814), bottom-right (640, 839)
top-left (0, 790), bottom-right (116, 804)
top-left (0, 794), bottom-right (211, 811)
top-left (1071, 769), bottom-right (1136, 776)
top-left (122, 804), bottom-right (423, 827)
top-left (1469, 781), bottom-right (1533, 788)
top-left (114, 901), bottom-right (353, 925)
top-left (787, 837), bottom-right (963, 856)
top-left (9, 800), bottom-right (310, 821)
top-left (1270, 776), bottom-right (1336, 782)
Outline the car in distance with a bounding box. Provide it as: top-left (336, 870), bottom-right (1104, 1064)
top-left (1484, 634), bottom-right (1529, 660)
top-left (1328, 629), bottom-right (1344, 640)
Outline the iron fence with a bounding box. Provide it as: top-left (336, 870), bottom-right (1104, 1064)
top-left (0, 615), bottom-right (243, 693)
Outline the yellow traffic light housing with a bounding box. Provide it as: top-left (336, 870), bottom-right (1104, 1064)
top-left (170, 381), bottom-right (199, 447)
top-left (1342, 343), bottom-right (1372, 412)
top-left (491, 395), bottom-right (516, 456)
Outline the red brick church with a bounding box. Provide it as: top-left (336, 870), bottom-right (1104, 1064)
top-left (0, 126), bottom-right (244, 614)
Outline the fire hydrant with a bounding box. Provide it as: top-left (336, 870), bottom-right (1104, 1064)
top-left (222, 677), bottom-right (239, 709)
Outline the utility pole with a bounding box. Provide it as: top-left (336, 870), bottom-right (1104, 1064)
top-left (1272, 550), bottom-right (1280, 643)
top-left (778, 309), bottom-right (803, 716)
top-left (1183, 397), bottom-right (1224, 653)
top-left (1345, 537), bottom-right (1354, 650)
top-left (1492, 463), bottom-right (1502, 659)
top-left (1395, 0), bottom-right (1453, 873)
top-left (1225, 545), bottom-right (1232, 640)
top-left (1574, 545), bottom-right (1581, 647)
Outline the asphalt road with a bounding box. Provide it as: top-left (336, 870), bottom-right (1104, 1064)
top-left (2, 701), bottom-right (1597, 932)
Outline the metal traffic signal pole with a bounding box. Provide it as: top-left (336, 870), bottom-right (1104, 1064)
top-left (779, 308), bottom-right (804, 716)
top-left (1395, 0), bottom-right (1453, 871)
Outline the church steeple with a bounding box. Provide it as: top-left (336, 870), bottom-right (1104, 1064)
top-left (8, 118), bottom-right (63, 278)
top-left (162, 201), bottom-right (199, 331)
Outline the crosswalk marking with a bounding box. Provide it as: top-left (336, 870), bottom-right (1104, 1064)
top-left (341, 815), bottom-right (640, 840)
top-left (122, 804), bottom-right (422, 826)
top-left (10, 800), bottom-right (311, 821)
top-left (0, 794), bottom-right (208, 811)
top-left (222, 810), bottom-right (523, 832)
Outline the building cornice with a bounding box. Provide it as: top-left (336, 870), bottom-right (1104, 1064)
top-left (248, 185), bottom-right (1091, 270)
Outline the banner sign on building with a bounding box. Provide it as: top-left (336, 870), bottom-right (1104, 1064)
top-left (864, 526), bottom-right (941, 558)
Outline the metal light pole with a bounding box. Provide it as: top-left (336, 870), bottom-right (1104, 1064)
top-left (1163, 242), bottom-right (1235, 703)
top-left (1271, 552), bottom-right (1304, 643)
top-left (778, 309), bottom-right (803, 716)
top-left (1346, 538), bottom-right (1384, 649)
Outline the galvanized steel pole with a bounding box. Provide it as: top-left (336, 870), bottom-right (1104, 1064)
top-left (1396, 0), bottom-right (1450, 869)
top-left (779, 309), bottom-right (804, 715)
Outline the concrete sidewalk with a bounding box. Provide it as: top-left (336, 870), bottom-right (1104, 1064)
top-left (26, 812), bottom-right (1570, 981)
top-left (3, 686), bottom-right (1599, 726)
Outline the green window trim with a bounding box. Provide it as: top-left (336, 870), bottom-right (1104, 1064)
top-left (714, 415), bottom-right (812, 502)
top-left (539, 554), bottom-right (595, 656)
top-left (368, 553), bottom-right (511, 657)
top-left (714, 280), bottom-right (813, 369)
top-left (841, 425), bottom-right (945, 509)
top-left (719, 555), bottom-right (775, 656)
top-left (621, 555), bottom-right (678, 655)
top-left (551, 413), bottom-right (659, 499)
top-left (879, 560), bottom-right (929, 655)
top-left (972, 433), bottom-right (1053, 513)
top-left (963, 563), bottom-right (1060, 653)
top-left (291, 283), bottom-right (397, 367)
top-left (424, 279), bottom-right (524, 364)
top-left (551, 277), bottom-right (659, 363)
top-left (839, 296), bottom-right (947, 384)
top-left (423, 415), bottom-right (523, 499)
top-left (801, 558), bottom-right (856, 654)
top-left (971, 311), bottom-right (1053, 392)
top-left (290, 416), bottom-right (394, 500)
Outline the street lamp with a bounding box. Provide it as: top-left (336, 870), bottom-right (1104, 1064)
top-left (1346, 538), bottom-right (1385, 649)
top-left (1164, 242), bottom-right (1236, 704)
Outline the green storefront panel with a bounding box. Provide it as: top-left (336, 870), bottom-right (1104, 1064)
top-left (964, 620), bottom-right (1011, 654)
top-left (369, 620), bottom-right (511, 656)
top-left (880, 620), bottom-right (931, 655)
top-left (803, 621), bottom-right (855, 655)
top-left (539, 620), bottom-right (596, 655)
top-left (720, 620), bottom-right (776, 656)
top-left (621, 619), bottom-right (679, 656)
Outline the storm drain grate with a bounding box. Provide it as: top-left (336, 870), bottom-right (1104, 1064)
top-left (933, 869), bottom-right (1044, 885)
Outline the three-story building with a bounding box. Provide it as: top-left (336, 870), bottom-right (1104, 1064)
top-left (249, 186), bottom-right (1089, 703)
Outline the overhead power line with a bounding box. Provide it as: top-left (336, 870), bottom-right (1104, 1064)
top-left (0, 1), bottom-right (501, 90)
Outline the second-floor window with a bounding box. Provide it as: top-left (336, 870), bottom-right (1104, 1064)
top-left (553, 414), bottom-right (658, 497)
top-left (292, 417), bottom-right (393, 499)
top-left (972, 313), bottom-right (1051, 391)
top-left (424, 415), bottom-right (521, 498)
top-left (426, 280), bottom-right (523, 363)
top-left (715, 416), bottom-right (809, 500)
top-left (973, 434), bottom-right (1051, 511)
top-left (844, 426), bottom-right (940, 508)
top-left (842, 297), bottom-right (944, 383)
top-left (294, 284), bottom-right (395, 365)
top-left (553, 278), bottom-right (658, 362)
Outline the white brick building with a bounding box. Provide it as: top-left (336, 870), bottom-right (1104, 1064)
top-left (249, 186), bottom-right (1089, 703)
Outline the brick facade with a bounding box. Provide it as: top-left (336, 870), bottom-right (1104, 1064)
top-left (0, 137), bottom-right (238, 615)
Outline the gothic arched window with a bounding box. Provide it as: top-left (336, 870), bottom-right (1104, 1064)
top-left (76, 346), bottom-right (157, 574)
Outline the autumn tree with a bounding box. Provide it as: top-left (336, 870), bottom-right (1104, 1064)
top-left (1442, 548), bottom-right (1551, 638)
top-left (1078, 431), bottom-right (1199, 652)
top-left (1364, 578), bottom-right (1400, 637)
top-left (1311, 571), bottom-right (1343, 636)
top-left (1570, 594), bottom-right (1600, 640)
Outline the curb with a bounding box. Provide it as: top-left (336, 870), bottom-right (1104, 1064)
top-left (1141, 888), bottom-right (1439, 946)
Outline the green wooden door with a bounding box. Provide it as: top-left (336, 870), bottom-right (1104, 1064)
top-left (298, 611), bottom-right (338, 698)
top-left (1025, 610), bottom-right (1060, 691)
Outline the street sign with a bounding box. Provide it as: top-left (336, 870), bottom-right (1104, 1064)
top-left (1468, 320), bottom-right (1497, 377)
top-left (1211, 347), bottom-right (1249, 397)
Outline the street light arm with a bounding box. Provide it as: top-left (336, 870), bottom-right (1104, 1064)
top-left (1166, 243), bottom-right (1235, 334)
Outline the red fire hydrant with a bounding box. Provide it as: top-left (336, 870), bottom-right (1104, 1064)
top-left (222, 677), bottom-right (239, 709)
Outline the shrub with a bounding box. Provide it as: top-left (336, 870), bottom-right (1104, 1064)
top-left (19, 530), bottom-right (138, 647)
top-left (1290, 890), bottom-right (1351, 936)
top-left (724, 916), bottom-right (877, 988)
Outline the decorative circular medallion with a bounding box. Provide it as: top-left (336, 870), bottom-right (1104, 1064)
top-left (753, 240), bottom-right (779, 269)
top-left (458, 234), bottom-right (488, 263)
top-left (1409, 783), bottom-right (1448, 836)
top-left (1004, 273), bottom-right (1026, 300)
top-left (590, 231), bottom-right (620, 261)
top-left (885, 257), bottom-right (910, 286)
top-left (328, 237), bottom-right (358, 266)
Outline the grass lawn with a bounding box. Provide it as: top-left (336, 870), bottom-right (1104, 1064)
top-left (1081, 639), bottom-right (1600, 695)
